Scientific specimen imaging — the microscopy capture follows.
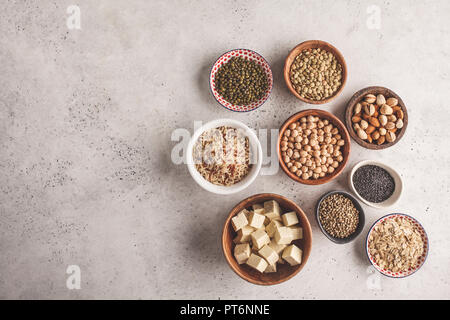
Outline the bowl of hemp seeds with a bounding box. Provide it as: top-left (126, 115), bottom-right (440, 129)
top-left (315, 191), bottom-right (365, 244)
top-left (284, 40), bottom-right (347, 104)
top-left (210, 49), bottom-right (273, 112)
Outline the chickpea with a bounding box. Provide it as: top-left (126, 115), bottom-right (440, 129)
top-left (321, 156), bottom-right (327, 164)
top-left (280, 140), bottom-right (288, 147)
top-left (294, 142), bottom-right (301, 149)
top-left (300, 137), bottom-right (307, 146)
top-left (324, 136), bottom-right (332, 144)
top-left (324, 125), bottom-right (332, 133)
top-left (313, 173), bottom-right (320, 179)
top-left (293, 151), bottom-right (300, 159)
top-left (296, 170), bottom-right (302, 177)
top-left (307, 115), bottom-right (315, 122)
top-left (287, 149), bottom-right (293, 157)
top-left (314, 167), bottom-right (322, 174)
top-left (291, 130), bottom-right (299, 138)
top-left (290, 165), bottom-right (298, 173)
top-left (317, 121), bottom-right (325, 128)
top-left (288, 142), bottom-right (294, 149)
top-left (327, 157), bottom-right (333, 165)
top-left (305, 159), bottom-right (312, 167)
top-left (337, 155), bottom-right (343, 162)
top-left (313, 150), bottom-right (321, 158)
top-left (304, 129), bottom-right (312, 136)
top-left (318, 136), bottom-right (324, 143)
top-left (300, 117), bottom-right (307, 123)
top-left (319, 172), bottom-right (326, 178)
top-left (300, 123), bottom-right (307, 130)
top-left (335, 134), bottom-right (341, 140)
top-left (330, 137), bottom-right (337, 145)
top-left (320, 149), bottom-right (327, 156)
top-left (289, 123), bottom-right (297, 130)
top-left (300, 157), bottom-right (307, 164)
top-left (331, 127), bottom-right (339, 135)
top-left (332, 161), bottom-right (339, 168)
top-left (307, 122), bottom-right (316, 130)
top-left (310, 139), bottom-right (318, 147)
top-left (337, 139), bottom-right (345, 146)
top-left (294, 161), bottom-right (301, 168)
top-left (289, 136), bottom-right (295, 142)
top-left (301, 173), bottom-right (309, 180)
top-left (300, 150), bottom-right (308, 157)
top-left (301, 166), bottom-right (308, 173)
top-left (327, 145), bottom-right (333, 154)
top-left (287, 162), bottom-right (293, 168)
top-left (321, 165), bottom-right (327, 172)
top-left (284, 156), bottom-right (291, 163)
top-left (303, 145), bottom-right (311, 152)
top-left (328, 166), bottom-right (335, 173)
top-left (313, 144), bottom-right (320, 151)
top-left (323, 119), bottom-right (329, 125)
top-left (282, 136), bottom-right (288, 142)
top-left (285, 129), bottom-right (291, 137)
top-left (294, 135), bottom-right (302, 143)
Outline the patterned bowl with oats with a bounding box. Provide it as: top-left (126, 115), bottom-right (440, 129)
top-left (209, 49), bottom-right (273, 112)
top-left (366, 213), bottom-right (429, 278)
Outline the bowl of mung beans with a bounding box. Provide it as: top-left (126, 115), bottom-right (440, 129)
top-left (284, 40), bottom-right (347, 104)
top-left (210, 49), bottom-right (273, 112)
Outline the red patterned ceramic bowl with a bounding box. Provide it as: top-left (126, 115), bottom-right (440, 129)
top-left (366, 213), bottom-right (429, 278)
top-left (209, 49), bottom-right (273, 112)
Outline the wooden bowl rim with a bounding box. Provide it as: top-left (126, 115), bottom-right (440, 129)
top-left (283, 40), bottom-right (348, 105)
top-left (222, 193), bottom-right (313, 286)
top-left (345, 86), bottom-right (408, 150)
top-left (277, 109), bottom-right (351, 185)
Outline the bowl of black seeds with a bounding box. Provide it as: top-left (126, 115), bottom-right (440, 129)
top-left (315, 191), bottom-right (365, 244)
top-left (349, 160), bottom-right (403, 208)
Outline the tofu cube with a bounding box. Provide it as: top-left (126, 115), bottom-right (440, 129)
top-left (246, 253), bottom-right (268, 273)
top-left (258, 245), bottom-right (279, 265)
top-left (289, 226), bottom-right (303, 240)
top-left (282, 211), bottom-right (299, 226)
top-left (274, 226), bottom-right (293, 245)
top-left (252, 203), bottom-right (263, 210)
top-left (263, 200), bottom-right (281, 221)
top-left (268, 239), bottom-right (287, 256)
top-left (265, 263), bottom-right (277, 273)
top-left (236, 225), bottom-right (255, 243)
top-left (234, 243), bottom-right (251, 264)
top-left (231, 210), bottom-right (248, 232)
top-left (251, 229), bottom-right (270, 250)
top-left (248, 211), bottom-right (266, 229)
top-left (282, 244), bottom-right (303, 266)
top-left (265, 220), bottom-right (282, 237)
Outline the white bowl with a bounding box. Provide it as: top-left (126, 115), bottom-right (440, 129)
top-left (349, 160), bottom-right (403, 209)
top-left (186, 119), bottom-right (262, 195)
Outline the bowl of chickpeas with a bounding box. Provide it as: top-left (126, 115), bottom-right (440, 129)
top-left (277, 109), bottom-right (351, 185)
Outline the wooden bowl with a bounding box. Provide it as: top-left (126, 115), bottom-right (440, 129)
top-left (284, 40), bottom-right (347, 104)
top-left (345, 86), bottom-right (408, 150)
top-left (222, 193), bottom-right (312, 285)
top-left (278, 109), bottom-right (351, 185)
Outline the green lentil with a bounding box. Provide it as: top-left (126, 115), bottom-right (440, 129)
top-left (290, 48), bottom-right (342, 101)
top-left (214, 56), bottom-right (268, 106)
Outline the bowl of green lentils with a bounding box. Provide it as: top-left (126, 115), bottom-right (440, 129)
top-left (284, 40), bottom-right (347, 105)
top-left (210, 49), bottom-right (273, 112)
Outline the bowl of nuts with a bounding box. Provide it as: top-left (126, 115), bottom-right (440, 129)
top-left (345, 86), bottom-right (408, 149)
top-left (210, 49), bottom-right (273, 112)
top-left (366, 213), bottom-right (429, 278)
top-left (278, 109), bottom-right (351, 185)
top-left (284, 40), bottom-right (347, 104)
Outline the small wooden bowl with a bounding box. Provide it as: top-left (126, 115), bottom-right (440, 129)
top-left (222, 193), bottom-right (312, 286)
top-left (345, 86), bottom-right (408, 150)
top-left (278, 109), bottom-right (351, 185)
top-left (284, 40), bottom-right (347, 104)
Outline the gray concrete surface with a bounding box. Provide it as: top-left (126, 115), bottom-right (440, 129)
top-left (1, 0), bottom-right (449, 299)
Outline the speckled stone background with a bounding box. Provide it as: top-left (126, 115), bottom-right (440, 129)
top-left (1, 0), bottom-right (449, 299)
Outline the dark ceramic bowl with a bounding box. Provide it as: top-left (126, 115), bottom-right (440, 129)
top-left (315, 190), bottom-right (365, 244)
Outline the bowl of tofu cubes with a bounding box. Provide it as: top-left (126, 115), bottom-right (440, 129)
top-left (222, 193), bottom-right (312, 285)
